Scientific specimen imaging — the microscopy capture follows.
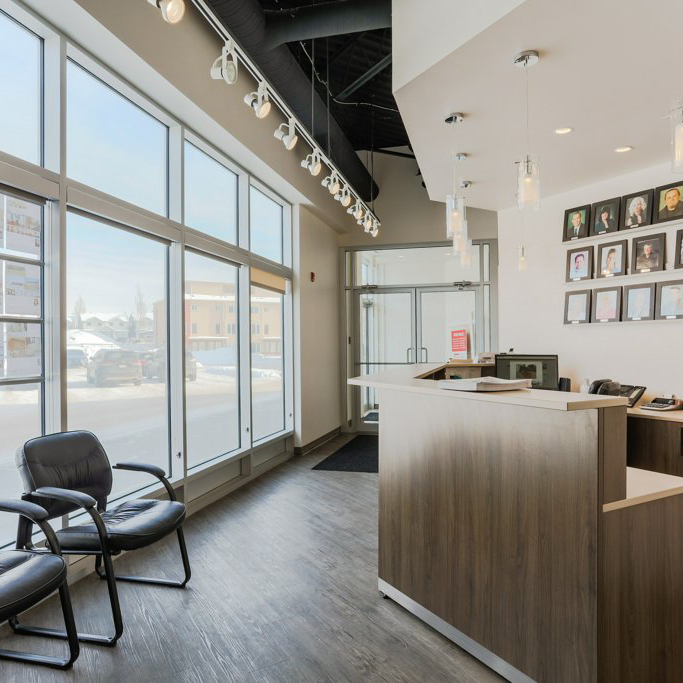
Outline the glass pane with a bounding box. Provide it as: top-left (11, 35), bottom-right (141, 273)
top-left (1, 194), bottom-right (42, 259)
top-left (185, 252), bottom-right (240, 467)
top-left (420, 290), bottom-right (476, 363)
top-left (354, 246), bottom-right (480, 286)
top-left (251, 285), bottom-right (284, 441)
top-left (0, 383), bottom-right (41, 543)
top-left (67, 60), bottom-right (168, 215)
top-left (184, 141), bottom-right (238, 243)
top-left (66, 213), bottom-right (170, 496)
top-left (0, 322), bottom-right (41, 378)
top-left (483, 244), bottom-right (490, 281)
top-left (358, 292), bottom-right (413, 364)
top-left (484, 285), bottom-right (491, 352)
top-left (0, 11), bottom-right (40, 165)
top-left (2, 260), bottom-right (41, 317)
top-left (250, 187), bottom-right (283, 263)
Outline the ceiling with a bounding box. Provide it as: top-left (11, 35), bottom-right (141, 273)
top-left (393, 0), bottom-right (683, 211)
top-left (257, 0), bottom-right (408, 152)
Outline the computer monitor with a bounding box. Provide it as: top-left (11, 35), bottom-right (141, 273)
top-left (495, 354), bottom-right (559, 390)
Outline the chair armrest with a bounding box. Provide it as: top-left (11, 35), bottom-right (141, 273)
top-left (34, 487), bottom-right (96, 509)
top-left (114, 462), bottom-right (176, 501)
top-left (0, 498), bottom-right (48, 522)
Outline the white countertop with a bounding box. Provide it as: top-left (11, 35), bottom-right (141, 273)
top-left (349, 363), bottom-right (628, 412)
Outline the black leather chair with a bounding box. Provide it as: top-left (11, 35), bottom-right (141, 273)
top-left (11, 430), bottom-right (191, 646)
top-left (0, 499), bottom-right (79, 669)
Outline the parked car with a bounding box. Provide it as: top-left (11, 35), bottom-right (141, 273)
top-left (66, 347), bottom-right (87, 368)
top-left (86, 349), bottom-right (142, 387)
top-left (145, 348), bottom-right (197, 381)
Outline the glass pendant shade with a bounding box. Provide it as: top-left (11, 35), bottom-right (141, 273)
top-left (446, 194), bottom-right (454, 238)
top-left (517, 156), bottom-right (540, 210)
top-left (672, 99), bottom-right (683, 173)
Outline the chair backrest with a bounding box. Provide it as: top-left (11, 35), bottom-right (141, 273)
top-left (17, 431), bottom-right (113, 519)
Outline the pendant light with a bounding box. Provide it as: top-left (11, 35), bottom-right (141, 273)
top-left (514, 50), bottom-right (540, 210)
top-left (671, 97), bottom-right (683, 172)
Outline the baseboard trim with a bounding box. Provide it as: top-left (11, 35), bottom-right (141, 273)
top-left (378, 579), bottom-right (535, 683)
top-left (294, 426), bottom-right (341, 456)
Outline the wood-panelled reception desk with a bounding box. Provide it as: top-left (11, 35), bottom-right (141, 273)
top-left (349, 364), bottom-right (683, 683)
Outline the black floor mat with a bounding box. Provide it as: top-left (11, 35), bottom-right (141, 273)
top-left (312, 435), bottom-right (378, 473)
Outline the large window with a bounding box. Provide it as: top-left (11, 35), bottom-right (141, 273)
top-left (184, 141), bottom-right (238, 243)
top-left (0, 10), bottom-right (41, 165)
top-left (250, 187), bottom-right (283, 263)
top-left (67, 60), bottom-right (168, 215)
top-left (185, 251), bottom-right (240, 467)
top-left (251, 285), bottom-right (284, 441)
top-left (0, 189), bottom-right (44, 542)
top-left (66, 212), bottom-right (170, 497)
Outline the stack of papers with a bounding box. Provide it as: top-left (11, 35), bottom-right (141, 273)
top-left (437, 377), bottom-right (532, 392)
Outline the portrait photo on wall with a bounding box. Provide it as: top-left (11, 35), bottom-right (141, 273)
top-left (564, 289), bottom-right (591, 324)
top-left (654, 181), bottom-right (683, 224)
top-left (656, 280), bottom-right (683, 320)
top-left (631, 233), bottom-right (666, 273)
top-left (623, 283), bottom-right (656, 321)
top-left (676, 228), bottom-right (683, 269)
top-left (562, 205), bottom-right (590, 241)
top-left (590, 197), bottom-right (620, 236)
top-left (620, 189), bottom-right (653, 230)
top-left (565, 246), bottom-right (593, 282)
top-left (596, 240), bottom-right (627, 278)
top-left (592, 286), bottom-right (621, 323)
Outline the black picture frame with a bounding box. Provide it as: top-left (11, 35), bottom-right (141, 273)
top-left (562, 205), bottom-right (590, 242)
top-left (675, 229), bottom-right (683, 269)
top-left (620, 189), bottom-right (653, 230)
top-left (590, 197), bottom-right (620, 236)
top-left (655, 280), bottom-right (683, 320)
top-left (631, 233), bottom-right (666, 274)
top-left (653, 181), bottom-right (683, 224)
top-left (564, 289), bottom-right (591, 324)
top-left (565, 245), bottom-right (593, 282)
top-left (592, 286), bottom-right (622, 323)
top-left (623, 283), bottom-right (656, 321)
top-left (596, 239), bottom-right (627, 278)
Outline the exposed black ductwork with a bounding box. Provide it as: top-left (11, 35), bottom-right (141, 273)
top-left (262, 0), bottom-right (391, 50)
top-left (207, 0), bottom-right (380, 202)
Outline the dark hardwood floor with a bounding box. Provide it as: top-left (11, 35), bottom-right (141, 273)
top-left (0, 434), bottom-right (501, 682)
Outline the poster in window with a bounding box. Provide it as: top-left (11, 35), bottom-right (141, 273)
top-left (5, 323), bottom-right (41, 378)
top-left (5, 197), bottom-right (41, 257)
top-left (4, 261), bottom-right (40, 316)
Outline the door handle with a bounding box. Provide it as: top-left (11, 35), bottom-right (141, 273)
top-left (420, 347), bottom-right (428, 362)
top-left (406, 347), bottom-right (412, 362)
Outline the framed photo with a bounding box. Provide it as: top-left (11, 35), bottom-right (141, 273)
top-left (654, 181), bottom-right (683, 224)
top-left (590, 197), bottom-right (620, 236)
top-left (592, 286), bottom-right (621, 323)
top-left (563, 205), bottom-right (590, 241)
top-left (675, 229), bottom-right (683, 269)
top-left (596, 239), bottom-right (627, 278)
top-left (623, 283), bottom-right (655, 321)
top-left (631, 233), bottom-right (666, 273)
top-left (656, 280), bottom-right (683, 320)
top-left (564, 289), bottom-right (591, 324)
top-left (565, 246), bottom-right (593, 282)
top-left (620, 189), bottom-right (653, 230)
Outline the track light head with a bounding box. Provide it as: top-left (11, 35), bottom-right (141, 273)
top-left (348, 201), bottom-right (364, 220)
top-left (322, 173), bottom-right (340, 195)
top-left (335, 186), bottom-right (352, 207)
top-left (210, 40), bottom-right (238, 85)
top-left (244, 82), bottom-right (271, 118)
top-left (148, 0), bottom-right (185, 24)
top-left (370, 219), bottom-right (379, 238)
top-left (301, 151), bottom-right (322, 176)
top-left (274, 118), bottom-right (298, 150)
top-left (363, 214), bottom-right (373, 232)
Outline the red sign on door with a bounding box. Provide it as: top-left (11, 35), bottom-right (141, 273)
top-left (451, 329), bottom-right (468, 356)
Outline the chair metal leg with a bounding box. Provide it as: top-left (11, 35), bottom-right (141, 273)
top-left (10, 550), bottom-right (124, 647)
top-left (0, 583), bottom-right (80, 669)
top-left (95, 527), bottom-right (192, 588)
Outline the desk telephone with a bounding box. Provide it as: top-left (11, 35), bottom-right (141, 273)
top-left (588, 379), bottom-right (646, 407)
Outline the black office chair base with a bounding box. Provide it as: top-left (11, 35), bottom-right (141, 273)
top-left (94, 528), bottom-right (191, 589)
top-left (0, 648), bottom-right (76, 670)
top-left (8, 620), bottom-right (118, 647)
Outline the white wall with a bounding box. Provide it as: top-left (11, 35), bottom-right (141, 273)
top-left (498, 162), bottom-right (683, 398)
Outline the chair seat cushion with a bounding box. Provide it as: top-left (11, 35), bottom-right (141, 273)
top-left (56, 499), bottom-right (186, 553)
top-left (0, 550), bottom-right (67, 623)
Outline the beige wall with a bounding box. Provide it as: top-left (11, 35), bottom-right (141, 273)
top-left (498, 161), bottom-right (683, 399)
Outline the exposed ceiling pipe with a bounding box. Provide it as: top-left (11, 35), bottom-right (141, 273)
top-left (207, 0), bottom-right (379, 202)
top-left (262, 0), bottom-right (392, 50)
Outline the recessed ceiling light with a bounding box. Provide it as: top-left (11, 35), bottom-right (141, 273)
top-left (555, 127), bottom-right (573, 135)
top-left (615, 146), bottom-right (633, 153)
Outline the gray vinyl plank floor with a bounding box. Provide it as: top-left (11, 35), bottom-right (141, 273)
top-left (0, 434), bottom-right (502, 682)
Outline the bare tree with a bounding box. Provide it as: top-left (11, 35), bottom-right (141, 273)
top-left (73, 295), bottom-right (86, 328)
top-left (135, 286), bottom-right (147, 322)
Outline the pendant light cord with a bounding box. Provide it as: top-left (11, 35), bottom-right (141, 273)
top-left (525, 61), bottom-right (530, 162)
top-left (311, 39), bottom-right (314, 140)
